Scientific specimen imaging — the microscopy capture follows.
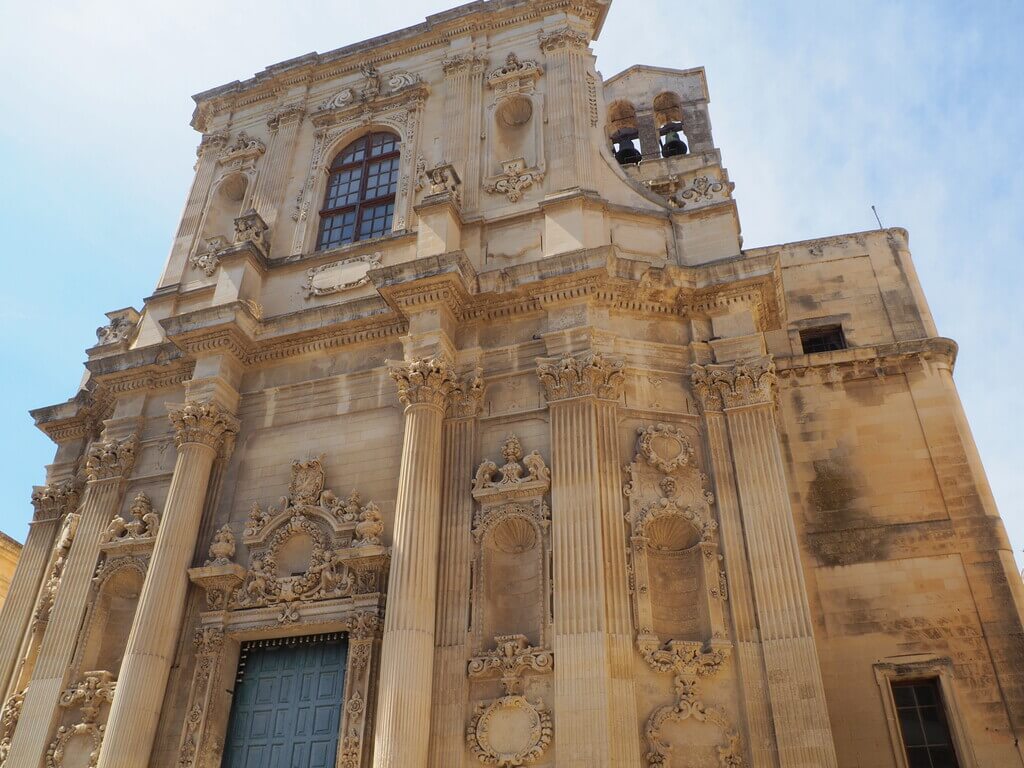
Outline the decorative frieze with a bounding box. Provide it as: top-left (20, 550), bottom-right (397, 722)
top-left (536, 352), bottom-right (625, 402)
top-left (676, 176), bottom-right (731, 208)
top-left (690, 357), bottom-right (777, 412)
top-left (389, 357), bottom-right (459, 409)
top-left (316, 65), bottom-right (423, 113)
top-left (84, 435), bottom-right (139, 483)
top-left (168, 402), bottom-right (240, 452)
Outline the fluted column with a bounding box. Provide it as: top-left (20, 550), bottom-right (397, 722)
top-left (97, 403), bottom-right (238, 768)
top-left (0, 481), bottom-right (79, 698)
top-left (539, 27), bottom-right (595, 191)
top-left (251, 105), bottom-right (304, 229)
top-left (537, 352), bottom-right (641, 768)
top-left (4, 435), bottom-right (138, 768)
top-left (428, 371), bottom-right (483, 767)
top-left (373, 358), bottom-right (457, 768)
top-left (692, 359), bottom-right (838, 768)
top-left (700, 406), bottom-right (780, 766)
top-left (441, 54), bottom-right (486, 212)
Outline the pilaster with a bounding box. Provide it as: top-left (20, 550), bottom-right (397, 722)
top-left (536, 351), bottom-right (641, 768)
top-left (691, 358), bottom-right (838, 768)
top-left (4, 434), bottom-right (138, 768)
top-left (251, 105), bottom-right (304, 230)
top-left (442, 53), bottom-right (487, 212)
top-left (372, 357), bottom-right (458, 768)
top-left (539, 26), bottom-right (595, 191)
top-left (429, 370), bottom-right (484, 767)
top-left (97, 402), bottom-right (239, 768)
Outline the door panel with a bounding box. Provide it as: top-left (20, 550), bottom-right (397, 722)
top-left (224, 636), bottom-right (347, 768)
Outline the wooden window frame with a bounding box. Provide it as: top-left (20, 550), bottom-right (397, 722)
top-left (874, 658), bottom-right (977, 768)
top-left (317, 132), bottom-right (400, 251)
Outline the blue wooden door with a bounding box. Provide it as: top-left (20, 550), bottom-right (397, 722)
top-left (224, 636), bottom-right (347, 768)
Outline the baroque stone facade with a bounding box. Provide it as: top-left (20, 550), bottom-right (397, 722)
top-left (2, 1), bottom-right (1023, 767)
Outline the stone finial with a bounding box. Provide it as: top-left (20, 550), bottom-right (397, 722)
top-left (536, 352), bottom-right (625, 402)
top-left (84, 434), bottom-right (139, 483)
top-left (388, 357), bottom-right (460, 409)
top-left (168, 402), bottom-right (240, 451)
top-left (690, 357), bottom-right (777, 413)
top-left (31, 480), bottom-right (81, 521)
top-left (353, 503), bottom-right (384, 547)
top-left (206, 525), bottom-right (236, 566)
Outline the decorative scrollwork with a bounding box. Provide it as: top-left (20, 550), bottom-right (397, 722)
top-left (468, 635), bottom-right (553, 696)
top-left (467, 695), bottom-right (553, 767)
top-left (100, 491), bottom-right (159, 547)
top-left (484, 158), bottom-right (544, 204)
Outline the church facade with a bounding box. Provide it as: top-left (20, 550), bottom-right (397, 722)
top-left (1, 1), bottom-right (1022, 767)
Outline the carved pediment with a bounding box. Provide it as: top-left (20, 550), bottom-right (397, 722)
top-left (99, 492), bottom-right (159, 556)
top-left (218, 131), bottom-right (265, 165)
top-left (487, 53), bottom-right (542, 93)
top-left (190, 457), bottom-right (388, 620)
top-left (315, 65), bottom-right (427, 117)
top-left (472, 435), bottom-right (550, 505)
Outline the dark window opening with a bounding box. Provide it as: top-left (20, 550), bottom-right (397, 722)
top-left (892, 679), bottom-right (961, 768)
top-left (800, 324), bottom-right (847, 354)
top-left (317, 131), bottom-right (399, 251)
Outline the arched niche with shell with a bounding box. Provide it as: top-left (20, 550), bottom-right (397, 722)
top-left (623, 424), bottom-right (728, 651)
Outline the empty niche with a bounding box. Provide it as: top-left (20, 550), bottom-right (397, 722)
top-left (470, 435), bottom-right (552, 651)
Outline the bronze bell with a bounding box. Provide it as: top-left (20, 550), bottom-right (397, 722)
top-left (662, 131), bottom-right (688, 157)
top-left (615, 141), bottom-right (642, 165)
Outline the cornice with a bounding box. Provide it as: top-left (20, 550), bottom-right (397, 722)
top-left (775, 337), bottom-right (958, 381)
top-left (371, 251), bottom-right (478, 321)
top-left (30, 388), bottom-right (113, 445)
top-left (84, 343), bottom-right (194, 396)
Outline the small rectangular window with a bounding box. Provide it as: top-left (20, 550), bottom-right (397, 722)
top-left (892, 679), bottom-right (961, 768)
top-left (799, 324), bottom-right (847, 354)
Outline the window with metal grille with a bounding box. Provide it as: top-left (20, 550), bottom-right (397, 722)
top-left (799, 324), bottom-right (847, 354)
top-left (892, 679), bottom-right (961, 768)
top-left (317, 132), bottom-right (400, 251)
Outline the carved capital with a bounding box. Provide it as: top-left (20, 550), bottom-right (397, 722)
top-left (169, 402), bottom-right (240, 452)
top-left (196, 131), bottom-right (228, 158)
top-left (449, 368), bottom-right (484, 418)
top-left (538, 26), bottom-right (590, 52)
top-left (690, 357), bottom-right (777, 412)
top-left (442, 53), bottom-right (487, 76)
top-left (31, 480), bottom-right (81, 521)
top-left (536, 352), bottom-right (625, 402)
top-left (84, 434), bottom-right (139, 483)
top-left (388, 357), bottom-right (459, 409)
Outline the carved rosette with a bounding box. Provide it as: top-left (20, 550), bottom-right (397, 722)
top-left (31, 480), bottom-right (81, 521)
top-left (84, 434), bottom-right (139, 483)
top-left (536, 352), bottom-right (625, 402)
top-left (690, 358), bottom-right (777, 413)
top-left (169, 402), bottom-right (240, 452)
top-left (389, 357), bottom-right (459, 409)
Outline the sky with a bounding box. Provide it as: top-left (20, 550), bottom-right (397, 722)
top-left (0, 0), bottom-right (1021, 568)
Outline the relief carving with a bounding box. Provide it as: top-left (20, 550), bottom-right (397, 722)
top-left (31, 480), bottom-right (81, 522)
top-left (389, 357), bottom-right (460, 409)
top-left (169, 402), bottom-right (240, 452)
top-left (484, 158), bottom-right (544, 204)
top-left (32, 513), bottom-right (80, 630)
top-left (46, 671), bottom-right (116, 768)
top-left (690, 358), bottom-right (777, 412)
top-left (536, 352), bottom-right (625, 402)
top-left (99, 491), bottom-right (160, 552)
top-left (303, 252), bottom-right (381, 298)
top-left (84, 434), bottom-right (139, 483)
top-left (0, 690), bottom-right (24, 765)
top-left (94, 309), bottom-right (139, 347)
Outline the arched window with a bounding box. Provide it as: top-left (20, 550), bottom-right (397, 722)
top-left (317, 131), bottom-right (400, 251)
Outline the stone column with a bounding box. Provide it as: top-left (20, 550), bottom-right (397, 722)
top-left (97, 403), bottom-right (238, 768)
top-left (4, 435), bottom-right (138, 768)
top-left (698, 402), bottom-right (780, 767)
top-left (442, 54), bottom-right (487, 212)
top-left (0, 481), bottom-right (79, 698)
top-left (692, 359), bottom-right (838, 768)
top-left (536, 352), bottom-right (641, 768)
top-left (428, 371), bottom-right (483, 767)
top-left (251, 106), bottom-right (304, 230)
top-left (539, 26), bottom-right (596, 191)
top-left (373, 358), bottom-right (457, 768)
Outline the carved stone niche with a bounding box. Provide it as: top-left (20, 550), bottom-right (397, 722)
top-left (466, 436), bottom-right (553, 768)
top-left (189, 456), bottom-right (389, 625)
top-left (623, 423), bottom-right (743, 768)
top-left (483, 54), bottom-right (546, 203)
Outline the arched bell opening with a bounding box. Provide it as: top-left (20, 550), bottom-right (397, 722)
top-left (607, 100), bottom-right (642, 165)
top-left (653, 92), bottom-right (689, 158)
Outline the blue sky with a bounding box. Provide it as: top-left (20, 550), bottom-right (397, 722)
top-left (0, 0), bottom-right (1021, 567)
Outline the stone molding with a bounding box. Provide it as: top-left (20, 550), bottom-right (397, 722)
top-left (84, 434), bottom-right (139, 483)
top-left (536, 352), bottom-right (625, 402)
top-left (388, 357), bottom-right (459, 409)
top-left (31, 480), bottom-right (81, 522)
top-left (168, 402), bottom-right (240, 452)
top-left (690, 357), bottom-right (777, 413)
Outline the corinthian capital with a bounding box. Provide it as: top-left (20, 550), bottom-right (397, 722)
top-left (169, 402), bottom-right (240, 451)
top-left (389, 357), bottom-right (460, 409)
top-left (690, 357), bottom-right (777, 412)
top-left (536, 352), bottom-right (625, 402)
top-left (539, 26), bottom-right (590, 52)
top-left (31, 479), bottom-right (81, 521)
top-left (85, 434), bottom-right (139, 483)
top-left (449, 368), bottom-right (485, 418)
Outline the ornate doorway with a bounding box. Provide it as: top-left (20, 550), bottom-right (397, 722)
top-left (223, 634), bottom-right (347, 768)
